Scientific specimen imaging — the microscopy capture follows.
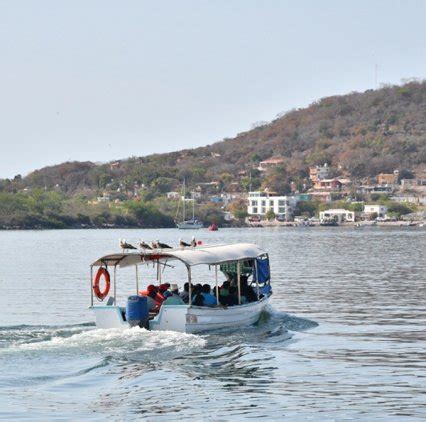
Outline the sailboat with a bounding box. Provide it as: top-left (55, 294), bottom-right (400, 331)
top-left (176, 180), bottom-right (203, 229)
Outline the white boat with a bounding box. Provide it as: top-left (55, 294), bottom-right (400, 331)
top-left (89, 243), bottom-right (272, 333)
top-left (176, 179), bottom-right (203, 229)
top-left (176, 219), bottom-right (204, 230)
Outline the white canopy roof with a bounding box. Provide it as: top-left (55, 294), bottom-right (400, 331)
top-left (91, 243), bottom-right (267, 268)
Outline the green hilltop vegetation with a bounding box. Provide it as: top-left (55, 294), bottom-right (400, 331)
top-left (1, 80), bottom-right (425, 229)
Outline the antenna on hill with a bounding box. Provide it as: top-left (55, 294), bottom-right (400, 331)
top-left (373, 52), bottom-right (379, 89)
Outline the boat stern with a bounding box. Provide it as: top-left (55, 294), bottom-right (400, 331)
top-left (91, 306), bottom-right (128, 329)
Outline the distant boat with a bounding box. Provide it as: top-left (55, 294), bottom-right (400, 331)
top-left (175, 180), bottom-right (203, 230)
top-left (208, 223), bottom-right (218, 231)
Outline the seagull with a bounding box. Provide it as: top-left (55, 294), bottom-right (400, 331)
top-left (156, 240), bottom-right (172, 249)
top-left (119, 239), bottom-right (137, 251)
top-left (191, 236), bottom-right (197, 248)
top-left (139, 240), bottom-right (152, 250)
top-left (179, 238), bottom-right (191, 248)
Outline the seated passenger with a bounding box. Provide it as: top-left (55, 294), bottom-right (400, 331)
top-left (144, 284), bottom-right (162, 311)
top-left (218, 281), bottom-right (230, 305)
top-left (159, 283), bottom-right (172, 298)
top-left (228, 286), bottom-right (239, 306)
top-left (179, 282), bottom-right (190, 303)
top-left (240, 276), bottom-right (257, 303)
top-left (154, 286), bottom-right (165, 304)
top-left (201, 284), bottom-right (217, 306)
top-left (163, 284), bottom-right (185, 306)
top-left (192, 284), bottom-right (204, 306)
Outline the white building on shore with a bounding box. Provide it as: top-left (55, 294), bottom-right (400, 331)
top-left (247, 191), bottom-right (298, 220)
top-left (319, 209), bottom-right (355, 223)
top-left (364, 204), bottom-right (388, 218)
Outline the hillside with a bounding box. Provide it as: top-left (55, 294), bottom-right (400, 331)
top-left (18, 81), bottom-right (426, 191)
top-left (1, 80), bottom-right (425, 228)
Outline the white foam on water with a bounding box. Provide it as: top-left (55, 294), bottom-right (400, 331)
top-left (2, 327), bottom-right (207, 357)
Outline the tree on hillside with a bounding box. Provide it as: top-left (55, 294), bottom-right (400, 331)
top-left (230, 199), bottom-right (248, 220)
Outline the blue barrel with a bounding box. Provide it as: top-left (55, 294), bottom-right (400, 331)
top-left (126, 295), bottom-right (149, 327)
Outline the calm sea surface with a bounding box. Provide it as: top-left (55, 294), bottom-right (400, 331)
top-left (0, 227), bottom-right (425, 420)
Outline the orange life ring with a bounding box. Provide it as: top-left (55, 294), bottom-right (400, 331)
top-left (93, 267), bottom-right (111, 300)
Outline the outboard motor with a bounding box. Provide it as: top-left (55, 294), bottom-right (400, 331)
top-left (126, 295), bottom-right (149, 328)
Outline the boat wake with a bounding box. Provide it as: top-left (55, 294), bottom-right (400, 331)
top-left (0, 322), bottom-right (94, 349)
top-left (0, 324), bottom-right (207, 361)
top-left (0, 308), bottom-right (317, 363)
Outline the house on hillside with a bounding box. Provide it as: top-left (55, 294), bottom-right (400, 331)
top-left (357, 185), bottom-right (394, 194)
top-left (390, 195), bottom-right (426, 205)
top-left (195, 182), bottom-right (220, 193)
top-left (309, 191), bottom-right (332, 202)
top-left (167, 191), bottom-right (180, 200)
top-left (257, 158), bottom-right (284, 172)
top-left (96, 194), bottom-right (110, 203)
top-left (377, 171), bottom-right (399, 185)
top-left (309, 163), bottom-right (330, 182)
top-left (313, 178), bottom-right (342, 191)
top-left (400, 178), bottom-right (426, 190)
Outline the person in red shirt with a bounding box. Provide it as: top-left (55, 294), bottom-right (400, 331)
top-left (140, 284), bottom-right (163, 311)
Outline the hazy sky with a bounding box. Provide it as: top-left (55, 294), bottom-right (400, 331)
top-left (0, 0), bottom-right (425, 178)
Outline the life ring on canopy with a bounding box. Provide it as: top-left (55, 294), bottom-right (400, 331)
top-left (93, 267), bottom-right (111, 300)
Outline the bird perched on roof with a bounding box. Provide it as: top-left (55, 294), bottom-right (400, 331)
top-left (156, 240), bottom-right (172, 249)
top-left (139, 240), bottom-right (152, 250)
top-left (119, 239), bottom-right (137, 251)
top-left (179, 238), bottom-right (191, 248)
top-left (191, 236), bottom-right (197, 248)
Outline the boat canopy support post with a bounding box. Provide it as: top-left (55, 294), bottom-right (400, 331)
top-left (237, 260), bottom-right (241, 305)
top-left (135, 265), bottom-right (139, 294)
top-left (113, 265), bottom-right (117, 306)
top-left (215, 265), bottom-right (219, 305)
top-left (254, 259), bottom-right (259, 300)
top-left (90, 265), bottom-right (94, 307)
top-left (157, 260), bottom-right (162, 284)
top-left (267, 253), bottom-right (271, 285)
top-left (187, 265), bottom-right (192, 306)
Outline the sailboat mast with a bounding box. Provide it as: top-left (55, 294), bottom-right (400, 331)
top-left (192, 195), bottom-right (195, 220)
top-left (182, 179), bottom-right (186, 221)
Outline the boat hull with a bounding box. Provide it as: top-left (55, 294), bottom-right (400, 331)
top-left (177, 222), bottom-right (204, 229)
top-left (91, 295), bottom-right (270, 333)
top-left (151, 295), bottom-right (270, 333)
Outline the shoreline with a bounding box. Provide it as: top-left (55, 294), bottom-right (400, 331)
top-left (0, 221), bottom-right (424, 231)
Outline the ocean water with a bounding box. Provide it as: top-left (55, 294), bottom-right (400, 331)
top-left (0, 227), bottom-right (425, 420)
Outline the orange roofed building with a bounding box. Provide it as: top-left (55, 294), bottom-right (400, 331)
top-left (313, 178), bottom-right (343, 191)
top-left (377, 171), bottom-right (399, 185)
top-left (258, 158), bottom-right (284, 172)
